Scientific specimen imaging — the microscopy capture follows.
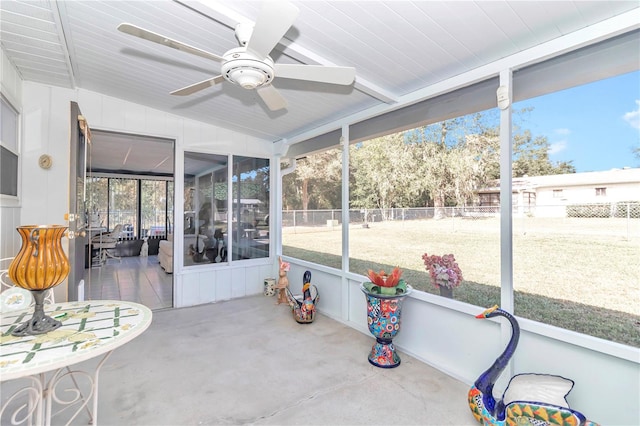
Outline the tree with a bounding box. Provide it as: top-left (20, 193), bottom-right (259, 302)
top-left (405, 110), bottom-right (575, 217)
top-left (284, 107), bottom-right (577, 217)
top-left (509, 107), bottom-right (576, 177)
top-left (512, 130), bottom-right (576, 177)
top-left (407, 117), bottom-right (499, 218)
top-left (350, 134), bottom-right (416, 213)
top-left (284, 149), bottom-right (341, 212)
top-left (281, 161), bottom-right (301, 211)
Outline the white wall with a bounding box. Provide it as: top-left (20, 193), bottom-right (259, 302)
top-left (20, 84), bottom-right (73, 226)
top-left (18, 82), bottom-right (278, 304)
top-left (285, 259), bottom-right (640, 426)
top-left (536, 181), bottom-right (640, 206)
top-left (178, 262), bottom-right (274, 307)
top-left (0, 48), bottom-right (23, 260)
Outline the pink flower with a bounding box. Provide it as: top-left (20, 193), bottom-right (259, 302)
top-left (422, 253), bottom-right (463, 289)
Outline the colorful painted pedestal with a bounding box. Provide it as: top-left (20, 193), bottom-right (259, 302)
top-left (360, 283), bottom-right (412, 368)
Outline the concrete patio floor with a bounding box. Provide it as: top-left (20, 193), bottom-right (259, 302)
top-left (3, 295), bottom-right (477, 425)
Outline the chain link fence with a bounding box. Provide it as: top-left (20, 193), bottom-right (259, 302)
top-left (283, 202), bottom-right (640, 240)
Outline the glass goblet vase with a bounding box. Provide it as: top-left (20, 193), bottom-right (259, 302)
top-left (9, 225), bottom-right (69, 336)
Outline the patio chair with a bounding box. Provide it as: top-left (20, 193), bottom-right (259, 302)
top-left (91, 224), bottom-right (124, 265)
top-left (0, 257), bottom-right (54, 310)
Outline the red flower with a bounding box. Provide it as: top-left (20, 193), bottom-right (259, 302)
top-left (367, 267), bottom-right (403, 287)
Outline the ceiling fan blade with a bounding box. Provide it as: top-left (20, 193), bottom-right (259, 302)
top-left (257, 85), bottom-right (287, 111)
top-left (245, 2), bottom-right (299, 59)
top-left (275, 64), bottom-right (356, 85)
top-left (170, 76), bottom-right (225, 96)
top-left (117, 23), bottom-right (223, 62)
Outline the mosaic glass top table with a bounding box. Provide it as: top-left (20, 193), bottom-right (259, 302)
top-left (1, 300), bottom-right (152, 425)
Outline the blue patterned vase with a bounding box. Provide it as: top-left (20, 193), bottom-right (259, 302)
top-left (360, 283), bottom-right (412, 368)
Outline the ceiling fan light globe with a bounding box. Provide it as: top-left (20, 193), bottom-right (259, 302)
top-left (233, 69), bottom-right (267, 89)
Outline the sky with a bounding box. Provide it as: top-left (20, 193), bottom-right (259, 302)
top-left (513, 70), bottom-right (640, 173)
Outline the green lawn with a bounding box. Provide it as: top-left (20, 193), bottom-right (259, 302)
top-left (283, 217), bottom-right (640, 347)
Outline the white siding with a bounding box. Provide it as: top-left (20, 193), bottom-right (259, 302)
top-left (0, 48), bottom-right (23, 259)
top-left (19, 82), bottom-right (277, 304)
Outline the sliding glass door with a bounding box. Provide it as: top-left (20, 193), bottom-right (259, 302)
top-left (184, 152), bottom-right (270, 267)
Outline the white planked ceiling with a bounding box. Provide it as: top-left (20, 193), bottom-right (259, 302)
top-left (1, 0), bottom-right (638, 174)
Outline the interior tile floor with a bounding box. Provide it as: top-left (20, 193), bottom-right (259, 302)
top-left (83, 255), bottom-right (173, 310)
top-left (1, 295), bottom-right (476, 425)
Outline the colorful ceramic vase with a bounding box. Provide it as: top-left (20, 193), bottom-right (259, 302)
top-left (361, 283), bottom-right (412, 368)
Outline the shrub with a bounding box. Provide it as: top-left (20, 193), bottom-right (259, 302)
top-left (566, 203), bottom-right (611, 218)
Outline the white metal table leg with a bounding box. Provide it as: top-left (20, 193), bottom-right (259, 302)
top-left (44, 351), bottom-right (113, 426)
top-left (0, 375), bottom-right (43, 426)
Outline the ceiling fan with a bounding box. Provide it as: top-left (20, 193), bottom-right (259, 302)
top-left (117, 1), bottom-right (356, 111)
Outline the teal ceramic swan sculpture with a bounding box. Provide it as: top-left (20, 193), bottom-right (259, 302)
top-left (468, 305), bottom-right (599, 426)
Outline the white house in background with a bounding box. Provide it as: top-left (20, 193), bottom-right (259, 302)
top-left (478, 167), bottom-right (640, 217)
